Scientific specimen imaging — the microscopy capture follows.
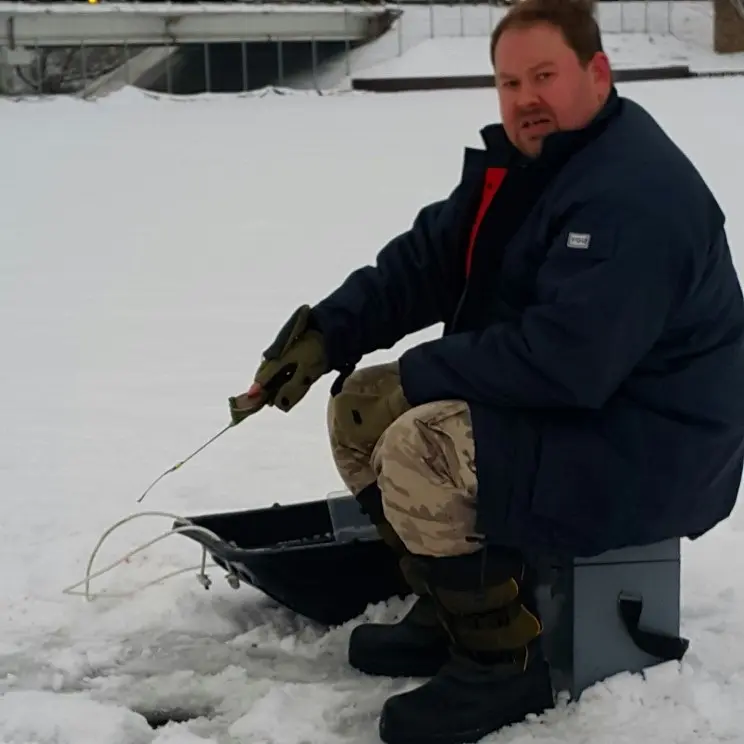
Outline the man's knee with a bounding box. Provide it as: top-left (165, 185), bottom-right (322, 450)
top-left (326, 361), bottom-right (401, 494)
top-left (327, 362), bottom-right (400, 439)
top-left (373, 400), bottom-right (480, 556)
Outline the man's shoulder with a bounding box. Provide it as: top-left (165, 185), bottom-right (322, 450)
top-left (569, 98), bottom-right (720, 218)
top-left (588, 98), bottom-right (680, 170)
top-left (598, 98), bottom-right (701, 181)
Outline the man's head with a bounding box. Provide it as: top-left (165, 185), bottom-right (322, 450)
top-left (490, 0), bottom-right (612, 158)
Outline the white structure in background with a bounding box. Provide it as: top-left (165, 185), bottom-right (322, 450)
top-left (0, 2), bottom-right (392, 46)
top-left (0, 1), bottom-right (397, 96)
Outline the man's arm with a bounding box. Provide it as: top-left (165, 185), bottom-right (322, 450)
top-left (310, 183), bottom-right (468, 371)
top-left (398, 199), bottom-right (686, 410)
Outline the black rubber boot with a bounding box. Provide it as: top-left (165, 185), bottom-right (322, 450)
top-left (348, 485), bottom-right (449, 677)
top-left (378, 549), bottom-right (556, 744)
top-left (348, 590), bottom-right (449, 677)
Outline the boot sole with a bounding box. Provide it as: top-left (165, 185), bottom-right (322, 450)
top-left (379, 696), bottom-right (555, 744)
top-left (378, 673), bottom-right (555, 744)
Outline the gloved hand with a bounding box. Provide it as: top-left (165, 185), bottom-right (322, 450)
top-left (230, 304), bottom-right (328, 423)
top-left (333, 373), bottom-right (412, 448)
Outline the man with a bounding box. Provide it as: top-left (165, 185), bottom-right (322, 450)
top-left (231, 0), bottom-right (744, 741)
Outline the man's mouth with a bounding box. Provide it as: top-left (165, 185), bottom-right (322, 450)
top-left (521, 116), bottom-right (553, 131)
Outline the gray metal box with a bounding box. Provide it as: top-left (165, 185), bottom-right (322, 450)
top-left (534, 538), bottom-right (688, 699)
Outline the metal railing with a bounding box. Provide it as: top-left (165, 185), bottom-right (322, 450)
top-left (0, 0), bottom-right (725, 97)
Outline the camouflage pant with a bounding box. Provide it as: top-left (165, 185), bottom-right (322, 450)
top-left (327, 362), bottom-right (483, 557)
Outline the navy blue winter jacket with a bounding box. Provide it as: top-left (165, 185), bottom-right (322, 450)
top-left (311, 88), bottom-right (744, 557)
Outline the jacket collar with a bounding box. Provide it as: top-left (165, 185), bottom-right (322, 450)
top-left (478, 86), bottom-right (622, 167)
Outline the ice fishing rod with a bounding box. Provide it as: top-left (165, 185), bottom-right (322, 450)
top-left (64, 390), bottom-right (269, 601)
top-left (136, 389), bottom-right (265, 504)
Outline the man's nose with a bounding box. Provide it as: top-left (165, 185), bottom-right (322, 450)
top-left (514, 82), bottom-right (540, 108)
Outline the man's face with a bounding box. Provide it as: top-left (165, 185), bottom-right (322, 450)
top-left (492, 23), bottom-right (611, 158)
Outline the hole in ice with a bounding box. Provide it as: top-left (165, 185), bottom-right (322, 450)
top-left (137, 706), bottom-right (213, 729)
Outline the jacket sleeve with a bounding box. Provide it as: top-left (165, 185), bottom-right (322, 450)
top-left (398, 199), bottom-right (687, 410)
top-left (309, 184), bottom-right (468, 371)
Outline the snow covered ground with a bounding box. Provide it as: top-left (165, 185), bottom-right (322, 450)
top-left (3, 73), bottom-right (744, 742)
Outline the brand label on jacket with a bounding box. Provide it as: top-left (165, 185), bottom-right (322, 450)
top-left (567, 232), bottom-right (591, 249)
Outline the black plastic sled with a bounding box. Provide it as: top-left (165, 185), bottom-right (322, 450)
top-left (174, 491), bottom-right (410, 627)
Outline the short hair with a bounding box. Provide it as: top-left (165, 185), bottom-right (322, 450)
top-left (490, 0), bottom-right (604, 67)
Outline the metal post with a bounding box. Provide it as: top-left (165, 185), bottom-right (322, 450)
top-left (0, 46), bottom-right (9, 94)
